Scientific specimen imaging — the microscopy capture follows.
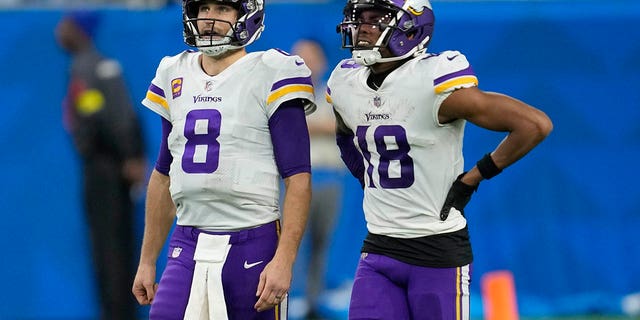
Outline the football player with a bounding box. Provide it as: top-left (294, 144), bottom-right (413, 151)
top-left (327, 0), bottom-right (553, 318)
top-left (131, 0), bottom-right (315, 319)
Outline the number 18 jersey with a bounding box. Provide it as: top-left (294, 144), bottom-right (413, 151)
top-left (327, 51), bottom-right (478, 238)
top-left (142, 49), bottom-right (315, 230)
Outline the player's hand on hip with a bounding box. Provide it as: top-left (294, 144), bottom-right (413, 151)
top-left (254, 259), bottom-right (291, 312)
top-left (132, 264), bottom-right (158, 305)
top-left (440, 172), bottom-right (478, 221)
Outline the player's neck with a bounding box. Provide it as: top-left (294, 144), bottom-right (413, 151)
top-left (369, 59), bottom-right (405, 75)
top-left (366, 58), bottom-right (410, 90)
top-left (199, 49), bottom-right (247, 76)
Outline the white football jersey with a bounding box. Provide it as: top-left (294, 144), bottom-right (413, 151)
top-left (143, 49), bottom-right (315, 230)
top-left (327, 50), bottom-right (478, 238)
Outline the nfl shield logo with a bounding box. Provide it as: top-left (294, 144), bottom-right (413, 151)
top-left (205, 81), bottom-right (213, 92)
top-left (373, 96), bottom-right (382, 108)
top-left (171, 247), bottom-right (183, 258)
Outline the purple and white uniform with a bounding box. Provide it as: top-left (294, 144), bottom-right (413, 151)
top-left (142, 49), bottom-right (315, 320)
top-left (327, 50), bottom-right (477, 319)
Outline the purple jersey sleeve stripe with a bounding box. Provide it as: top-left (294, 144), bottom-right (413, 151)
top-left (433, 65), bottom-right (475, 86)
top-left (267, 85), bottom-right (314, 105)
top-left (270, 76), bottom-right (313, 92)
top-left (149, 83), bottom-right (165, 98)
top-left (434, 76), bottom-right (478, 94)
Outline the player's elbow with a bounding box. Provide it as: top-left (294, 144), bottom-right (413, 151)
top-left (529, 110), bottom-right (553, 142)
top-left (537, 112), bottom-right (553, 137)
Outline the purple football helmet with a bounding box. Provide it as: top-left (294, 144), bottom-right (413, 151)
top-left (338, 0), bottom-right (435, 65)
top-left (183, 0), bottom-right (265, 57)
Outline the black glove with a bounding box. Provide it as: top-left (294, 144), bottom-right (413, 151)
top-left (440, 173), bottom-right (478, 221)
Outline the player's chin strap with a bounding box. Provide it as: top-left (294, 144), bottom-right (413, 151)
top-left (196, 17), bottom-right (265, 57)
top-left (352, 35), bottom-right (431, 66)
top-left (197, 27), bottom-right (235, 57)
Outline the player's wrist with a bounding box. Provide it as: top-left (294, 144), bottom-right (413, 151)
top-left (476, 153), bottom-right (502, 180)
top-left (459, 170), bottom-right (481, 187)
top-left (272, 251), bottom-right (297, 267)
top-left (453, 172), bottom-right (478, 194)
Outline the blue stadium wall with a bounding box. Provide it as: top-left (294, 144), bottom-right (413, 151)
top-left (0, 1), bottom-right (639, 318)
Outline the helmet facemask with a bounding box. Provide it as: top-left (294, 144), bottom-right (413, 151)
top-left (187, 18), bottom-right (236, 57)
top-left (183, 0), bottom-right (265, 57)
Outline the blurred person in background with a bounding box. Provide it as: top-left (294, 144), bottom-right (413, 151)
top-left (328, 0), bottom-right (553, 318)
top-left (55, 10), bottom-right (147, 320)
top-left (131, 0), bottom-right (315, 318)
top-left (289, 39), bottom-right (346, 320)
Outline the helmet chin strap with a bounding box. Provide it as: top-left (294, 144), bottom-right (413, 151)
top-left (352, 46), bottom-right (419, 66)
top-left (197, 27), bottom-right (235, 57)
top-left (352, 35), bottom-right (431, 66)
top-left (197, 21), bottom-right (264, 57)
top-left (352, 49), bottom-right (383, 66)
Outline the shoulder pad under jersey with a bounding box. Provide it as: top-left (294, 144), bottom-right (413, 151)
top-left (262, 49), bottom-right (316, 115)
top-left (429, 50), bottom-right (478, 94)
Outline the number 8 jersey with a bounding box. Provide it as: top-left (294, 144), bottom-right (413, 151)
top-left (327, 51), bottom-right (477, 238)
top-left (142, 49), bottom-right (315, 230)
